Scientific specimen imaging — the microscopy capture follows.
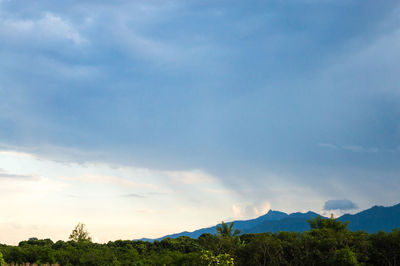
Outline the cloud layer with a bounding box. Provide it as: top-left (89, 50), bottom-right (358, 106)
top-left (1, 0), bottom-right (400, 243)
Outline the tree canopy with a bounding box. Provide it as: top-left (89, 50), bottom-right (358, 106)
top-left (0, 217), bottom-right (399, 265)
top-left (216, 221), bottom-right (241, 239)
top-left (69, 223), bottom-right (92, 243)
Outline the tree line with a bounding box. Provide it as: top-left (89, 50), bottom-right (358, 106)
top-left (0, 217), bottom-right (399, 265)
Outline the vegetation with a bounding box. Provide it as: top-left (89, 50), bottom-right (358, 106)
top-left (69, 223), bottom-right (92, 243)
top-left (0, 251), bottom-right (5, 266)
top-left (0, 218), bottom-right (399, 265)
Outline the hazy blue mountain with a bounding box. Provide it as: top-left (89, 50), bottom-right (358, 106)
top-left (231, 210), bottom-right (289, 231)
top-left (338, 203), bottom-right (400, 233)
top-left (242, 211), bottom-right (321, 234)
top-left (287, 211), bottom-right (320, 219)
top-left (143, 210), bottom-right (289, 241)
top-left (137, 203), bottom-right (400, 241)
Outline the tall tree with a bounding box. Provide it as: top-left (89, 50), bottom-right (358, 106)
top-left (216, 221), bottom-right (240, 239)
top-left (69, 222), bottom-right (92, 242)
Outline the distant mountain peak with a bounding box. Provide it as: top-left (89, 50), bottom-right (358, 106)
top-left (260, 210), bottom-right (288, 220)
top-left (137, 202), bottom-right (400, 241)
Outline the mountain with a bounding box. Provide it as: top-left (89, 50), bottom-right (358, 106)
top-left (137, 203), bottom-right (400, 241)
top-left (242, 211), bottom-right (320, 234)
top-left (338, 203), bottom-right (400, 233)
top-left (146, 210), bottom-right (289, 241)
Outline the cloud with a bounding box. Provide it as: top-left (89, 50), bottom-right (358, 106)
top-left (0, 0), bottom-right (399, 238)
top-left (0, 173), bottom-right (33, 179)
top-left (135, 208), bottom-right (153, 214)
top-left (318, 143), bottom-right (338, 150)
top-left (318, 143), bottom-right (379, 153)
top-left (1, 0), bottom-right (399, 174)
top-left (323, 199), bottom-right (358, 211)
top-left (64, 174), bottom-right (158, 190)
top-left (342, 145), bottom-right (379, 153)
top-left (0, 12), bottom-right (86, 45)
top-left (0, 150), bottom-right (35, 159)
top-left (168, 170), bottom-right (215, 185)
top-left (0, 169), bottom-right (34, 180)
top-left (205, 188), bottom-right (237, 194)
top-left (232, 201), bottom-right (271, 219)
top-left (122, 193), bottom-right (145, 198)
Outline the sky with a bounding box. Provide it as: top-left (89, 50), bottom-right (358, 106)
top-left (0, 0), bottom-right (400, 244)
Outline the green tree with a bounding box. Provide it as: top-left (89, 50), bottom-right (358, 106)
top-left (308, 216), bottom-right (349, 232)
top-left (216, 222), bottom-right (240, 240)
top-left (200, 250), bottom-right (234, 266)
top-left (0, 251), bottom-right (5, 266)
top-left (333, 247), bottom-right (359, 266)
top-left (215, 222), bottom-right (242, 256)
top-left (69, 222), bottom-right (92, 242)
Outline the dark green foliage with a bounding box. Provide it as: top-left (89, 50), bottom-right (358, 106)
top-left (0, 217), bottom-right (399, 265)
top-left (0, 250), bottom-right (4, 266)
top-left (368, 229), bottom-right (400, 266)
top-left (69, 223), bottom-right (92, 243)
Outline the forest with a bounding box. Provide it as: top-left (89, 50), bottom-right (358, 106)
top-left (0, 217), bottom-right (399, 266)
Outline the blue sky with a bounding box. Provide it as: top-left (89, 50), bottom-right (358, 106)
top-left (0, 0), bottom-right (400, 244)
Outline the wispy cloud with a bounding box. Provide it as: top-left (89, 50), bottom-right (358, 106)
top-left (0, 12), bottom-right (86, 45)
top-left (318, 143), bottom-right (379, 153)
top-left (318, 143), bottom-right (338, 150)
top-left (0, 173), bottom-right (34, 179)
top-left (168, 170), bottom-right (215, 185)
top-left (121, 193), bottom-right (146, 198)
top-left (342, 145), bottom-right (379, 153)
top-left (135, 208), bottom-right (154, 214)
top-left (0, 169), bottom-right (34, 180)
top-left (63, 174), bottom-right (158, 189)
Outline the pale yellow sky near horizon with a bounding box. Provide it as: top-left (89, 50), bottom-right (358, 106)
top-left (0, 149), bottom-right (356, 245)
top-left (0, 149), bottom-right (271, 245)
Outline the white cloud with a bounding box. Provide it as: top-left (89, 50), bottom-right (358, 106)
top-left (0, 172), bottom-right (68, 204)
top-left (253, 202), bottom-right (271, 217)
top-left (64, 173), bottom-right (158, 189)
top-left (38, 13), bottom-right (85, 44)
top-left (0, 149), bottom-right (35, 159)
top-left (342, 145), bottom-right (379, 153)
top-left (168, 169), bottom-right (215, 184)
top-left (206, 188), bottom-right (237, 194)
top-left (3, 19), bottom-right (34, 31)
top-left (232, 201), bottom-right (271, 219)
top-left (318, 143), bottom-right (338, 149)
top-left (135, 208), bottom-right (154, 214)
top-left (0, 12), bottom-right (86, 45)
top-left (115, 24), bottom-right (176, 62)
top-left (318, 143), bottom-right (379, 153)
top-left (232, 204), bottom-right (242, 219)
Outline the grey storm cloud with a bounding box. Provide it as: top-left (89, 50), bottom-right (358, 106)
top-left (323, 199), bottom-right (358, 211)
top-left (0, 0), bottom-right (400, 210)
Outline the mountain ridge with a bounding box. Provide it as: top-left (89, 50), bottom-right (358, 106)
top-left (136, 203), bottom-right (400, 241)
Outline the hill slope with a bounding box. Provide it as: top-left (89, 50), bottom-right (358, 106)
top-left (146, 210), bottom-right (288, 241)
top-left (338, 203), bottom-right (400, 233)
top-left (138, 203), bottom-right (400, 241)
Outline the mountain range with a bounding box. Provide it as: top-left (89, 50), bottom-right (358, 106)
top-left (137, 202), bottom-right (400, 241)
